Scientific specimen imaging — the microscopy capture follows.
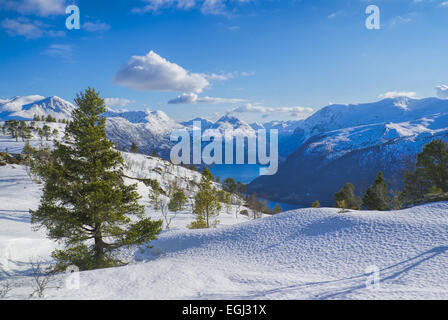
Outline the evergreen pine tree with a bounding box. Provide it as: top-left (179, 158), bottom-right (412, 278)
top-left (401, 168), bottom-right (431, 205)
top-left (22, 141), bottom-right (35, 163)
top-left (52, 128), bottom-right (59, 138)
top-left (192, 174), bottom-right (221, 228)
top-left (236, 181), bottom-right (247, 196)
top-left (130, 142), bottom-right (139, 153)
top-left (416, 139), bottom-right (448, 192)
top-left (202, 167), bottom-right (214, 181)
top-left (362, 171), bottom-right (390, 210)
top-left (222, 177), bottom-right (237, 194)
top-left (149, 180), bottom-right (163, 211)
top-left (42, 125), bottom-right (51, 141)
top-left (30, 88), bottom-right (162, 271)
top-left (37, 128), bottom-right (44, 145)
top-left (273, 203), bottom-right (282, 214)
top-left (5, 120), bottom-right (19, 141)
top-left (46, 115), bottom-right (56, 123)
top-left (168, 188), bottom-right (187, 213)
top-left (247, 193), bottom-right (264, 219)
top-left (337, 200), bottom-right (349, 213)
top-left (18, 121), bottom-right (32, 141)
top-left (334, 182), bottom-right (361, 210)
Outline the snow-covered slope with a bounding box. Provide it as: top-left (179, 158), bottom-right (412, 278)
top-left (0, 166), bottom-right (59, 278)
top-left (2, 167), bottom-right (447, 300)
top-left (121, 152), bottom-right (208, 200)
top-left (0, 157), bottom-right (251, 293)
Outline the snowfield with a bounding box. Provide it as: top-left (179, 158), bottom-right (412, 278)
top-left (1, 164), bottom-right (448, 299)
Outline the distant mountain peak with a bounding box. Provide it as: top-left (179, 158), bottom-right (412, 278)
top-left (0, 95), bottom-right (74, 120)
top-left (216, 114), bottom-right (242, 124)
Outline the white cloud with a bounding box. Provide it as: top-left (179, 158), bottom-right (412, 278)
top-left (168, 92), bottom-right (245, 104)
top-left (83, 21), bottom-right (111, 32)
top-left (114, 51), bottom-right (210, 93)
top-left (133, 0), bottom-right (195, 13)
top-left (202, 72), bottom-right (234, 81)
top-left (1, 17), bottom-right (65, 39)
top-left (0, 0), bottom-right (67, 17)
top-left (228, 103), bottom-right (314, 119)
top-left (1, 17), bottom-right (44, 38)
top-left (201, 71), bottom-right (253, 80)
top-left (42, 44), bottom-right (73, 62)
top-left (104, 98), bottom-right (135, 108)
top-left (440, 1), bottom-right (448, 7)
top-left (240, 71), bottom-right (255, 77)
top-left (378, 91), bottom-right (417, 99)
top-left (436, 85), bottom-right (448, 99)
top-left (390, 13), bottom-right (416, 27)
top-left (133, 0), bottom-right (250, 16)
top-left (201, 0), bottom-right (226, 15)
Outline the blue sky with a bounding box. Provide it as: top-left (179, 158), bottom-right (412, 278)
top-left (0, 0), bottom-right (447, 123)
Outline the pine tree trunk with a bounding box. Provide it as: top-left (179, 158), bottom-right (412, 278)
top-left (93, 224), bottom-right (105, 267)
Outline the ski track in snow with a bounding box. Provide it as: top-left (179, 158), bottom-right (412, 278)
top-left (1, 164), bottom-right (448, 300)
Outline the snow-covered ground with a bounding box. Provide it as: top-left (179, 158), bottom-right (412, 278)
top-left (1, 163), bottom-right (448, 299)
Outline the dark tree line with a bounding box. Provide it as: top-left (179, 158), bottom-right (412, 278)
top-left (2, 119), bottom-right (59, 143)
top-left (325, 139), bottom-right (448, 211)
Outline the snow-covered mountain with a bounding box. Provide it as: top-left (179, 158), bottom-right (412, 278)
top-left (212, 115), bottom-right (256, 137)
top-left (105, 114), bottom-right (183, 158)
top-left (291, 97), bottom-right (448, 145)
top-left (104, 108), bottom-right (182, 134)
top-left (180, 117), bottom-right (214, 130)
top-left (0, 96), bottom-right (184, 158)
top-left (103, 109), bottom-right (150, 124)
top-left (181, 115), bottom-right (257, 137)
top-left (256, 119), bottom-right (304, 135)
top-left (0, 95), bottom-right (272, 167)
top-left (0, 95), bottom-right (75, 120)
top-left (6, 94), bottom-right (447, 200)
top-left (249, 97), bottom-right (448, 206)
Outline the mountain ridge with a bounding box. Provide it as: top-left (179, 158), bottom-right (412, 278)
top-left (248, 97), bottom-right (448, 206)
